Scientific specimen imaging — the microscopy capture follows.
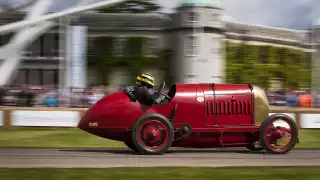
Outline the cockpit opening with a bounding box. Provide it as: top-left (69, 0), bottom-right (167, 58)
top-left (167, 84), bottom-right (176, 100)
top-left (155, 84), bottom-right (176, 105)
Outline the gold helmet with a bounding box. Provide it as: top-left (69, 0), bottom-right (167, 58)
top-left (136, 73), bottom-right (155, 88)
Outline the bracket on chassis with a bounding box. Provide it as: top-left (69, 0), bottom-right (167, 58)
top-left (167, 104), bottom-right (192, 142)
top-left (173, 124), bottom-right (192, 142)
top-left (169, 104), bottom-right (178, 122)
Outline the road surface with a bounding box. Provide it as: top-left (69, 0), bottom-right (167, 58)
top-left (0, 148), bottom-right (320, 168)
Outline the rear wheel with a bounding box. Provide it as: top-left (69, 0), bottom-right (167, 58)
top-left (260, 114), bottom-right (298, 154)
top-left (131, 113), bottom-right (174, 155)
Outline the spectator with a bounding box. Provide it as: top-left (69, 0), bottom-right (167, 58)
top-left (285, 91), bottom-right (299, 108)
top-left (299, 93), bottom-right (312, 108)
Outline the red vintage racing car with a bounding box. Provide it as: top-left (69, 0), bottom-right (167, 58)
top-left (78, 82), bottom-right (298, 155)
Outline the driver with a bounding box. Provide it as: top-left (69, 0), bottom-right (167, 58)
top-left (123, 73), bottom-right (166, 106)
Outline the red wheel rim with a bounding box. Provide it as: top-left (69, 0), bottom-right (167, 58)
top-left (263, 117), bottom-right (295, 152)
top-left (138, 120), bottom-right (169, 150)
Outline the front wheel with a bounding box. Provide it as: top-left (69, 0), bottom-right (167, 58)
top-left (246, 143), bottom-right (264, 151)
top-left (131, 113), bottom-right (174, 155)
top-left (124, 140), bottom-right (139, 152)
top-left (260, 113), bottom-right (298, 154)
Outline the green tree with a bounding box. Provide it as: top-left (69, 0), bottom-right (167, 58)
top-left (98, 0), bottom-right (161, 13)
top-left (299, 51), bottom-right (312, 89)
top-left (223, 40), bottom-right (311, 89)
top-left (87, 36), bottom-right (114, 85)
top-left (87, 0), bottom-right (164, 85)
top-left (225, 41), bottom-right (241, 83)
top-left (241, 44), bottom-right (259, 84)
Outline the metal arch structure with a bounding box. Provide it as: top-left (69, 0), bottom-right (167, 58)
top-left (0, 0), bottom-right (127, 35)
top-left (0, 0), bottom-right (126, 86)
top-left (0, 0), bottom-right (54, 86)
top-left (0, 0), bottom-right (38, 16)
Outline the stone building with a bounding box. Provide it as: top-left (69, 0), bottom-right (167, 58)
top-left (0, 0), bottom-right (318, 88)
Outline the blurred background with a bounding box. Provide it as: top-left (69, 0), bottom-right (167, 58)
top-left (0, 0), bottom-right (319, 108)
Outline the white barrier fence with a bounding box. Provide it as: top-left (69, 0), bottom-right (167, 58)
top-left (300, 114), bottom-right (320, 129)
top-left (0, 110), bottom-right (319, 128)
top-left (11, 110), bottom-right (80, 127)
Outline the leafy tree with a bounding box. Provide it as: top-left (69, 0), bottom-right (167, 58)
top-left (98, 0), bottom-right (161, 13)
top-left (241, 44), bottom-right (259, 84)
top-left (225, 41), bottom-right (241, 83)
top-left (87, 36), bottom-right (115, 85)
top-left (224, 40), bottom-right (312, 90)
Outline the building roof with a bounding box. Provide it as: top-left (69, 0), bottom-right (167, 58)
top-left (180, 0), bottom-right (221, 8)
top-left (71, 12), bottom-right (171, 30)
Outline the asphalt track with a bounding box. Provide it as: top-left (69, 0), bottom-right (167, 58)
top-left (1, 148), bottom-right (320, 168)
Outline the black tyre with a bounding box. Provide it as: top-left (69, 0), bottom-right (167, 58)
top-left (246, 143), bottom-right (264, 151)
top-left (131, 113), bottom-right (174, 155)
top-left (124, 140), bottom-right (139, 152)
top-left (260, 113), bottom-right (298, 154)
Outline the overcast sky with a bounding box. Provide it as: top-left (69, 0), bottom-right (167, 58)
top-left (1, 0), bottom-right (319, 30)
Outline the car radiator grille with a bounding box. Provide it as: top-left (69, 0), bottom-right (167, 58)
top-left (206, 101), bottom-right (252, 115)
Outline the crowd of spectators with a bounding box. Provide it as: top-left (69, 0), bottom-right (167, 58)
top-left (266, 89), bottom-right (319, 108)
top-left (0, 85), bottom-right (117, 108)
top-left (0, 85), bottom-right (319, 108)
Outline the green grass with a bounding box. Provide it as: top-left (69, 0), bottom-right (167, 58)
top-left (0, 127), bottom-right (319, 149)
top-left (0, 167), bottom-right (320, 180)
top-left (296, 129), bottom-right (320, 149)
top-left (0, 127), bottom-right (123, 148)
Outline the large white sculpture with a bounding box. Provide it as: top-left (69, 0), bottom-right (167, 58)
top-left (0, 0), bottom-right (53, 85)
top-left (0, 0), bottom-right (126, 86)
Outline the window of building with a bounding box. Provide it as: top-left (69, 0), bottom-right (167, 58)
top-left (146, 38), bottom-right (159, 56)
top-left (11, 69), bottom-right (26, 85)
top-left (53, 33), bottom-right (60, 57)
top-left (32, 38), bottom-right (41, 56)
top-left (43, 34), bottom-right (55, 57)
top-left (42, 70), bottom-right (55, 86)
top-left (113, 37), bottom-right (126, 57)
top-left (187, 11), bottom-right (198, 22)
top-left (28, 69), bottom-right (41, 85)
top-left (212, 13), bottom-right (219, 22)
top-left (212, 37), bottom-right (220, 55)
top-left (40, 35), bottom-right (45, 57)
top-left (186, 35), bottom-right (198, 56)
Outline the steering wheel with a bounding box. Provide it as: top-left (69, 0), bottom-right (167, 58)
top-left (157, 82), bottom-right (172, 100)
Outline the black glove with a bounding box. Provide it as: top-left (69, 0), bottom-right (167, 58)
top-left (123, 86), bottom-right (136, 102)
top-left (127, 92), bottom-right (136, 102)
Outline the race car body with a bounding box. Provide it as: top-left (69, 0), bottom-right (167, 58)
top-left (78, 83), bottom-right (298, 155)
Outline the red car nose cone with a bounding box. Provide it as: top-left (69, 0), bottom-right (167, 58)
top-left (77, 117), bottom-right (87, 130)
top-left (77, 107), bottom-right (96, 132)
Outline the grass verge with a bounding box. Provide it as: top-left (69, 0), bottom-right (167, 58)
top-left (0, 127), bottom-right (319, 149)
top-left (1, 167), bottom-right (320, 180)
top-left (0, 127), bottom-right (123, 148)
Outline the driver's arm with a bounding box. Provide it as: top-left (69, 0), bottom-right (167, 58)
top-left (123, 86), bottom-right (136, 102)
top-left (154, 94), bottom-right (166, 104)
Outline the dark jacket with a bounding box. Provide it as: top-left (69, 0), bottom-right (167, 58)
top-left (124, 85), bottom-right (163, 106)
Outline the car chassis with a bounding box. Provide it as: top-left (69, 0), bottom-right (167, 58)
top-left (78, 82), bottom-right (299, 155)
